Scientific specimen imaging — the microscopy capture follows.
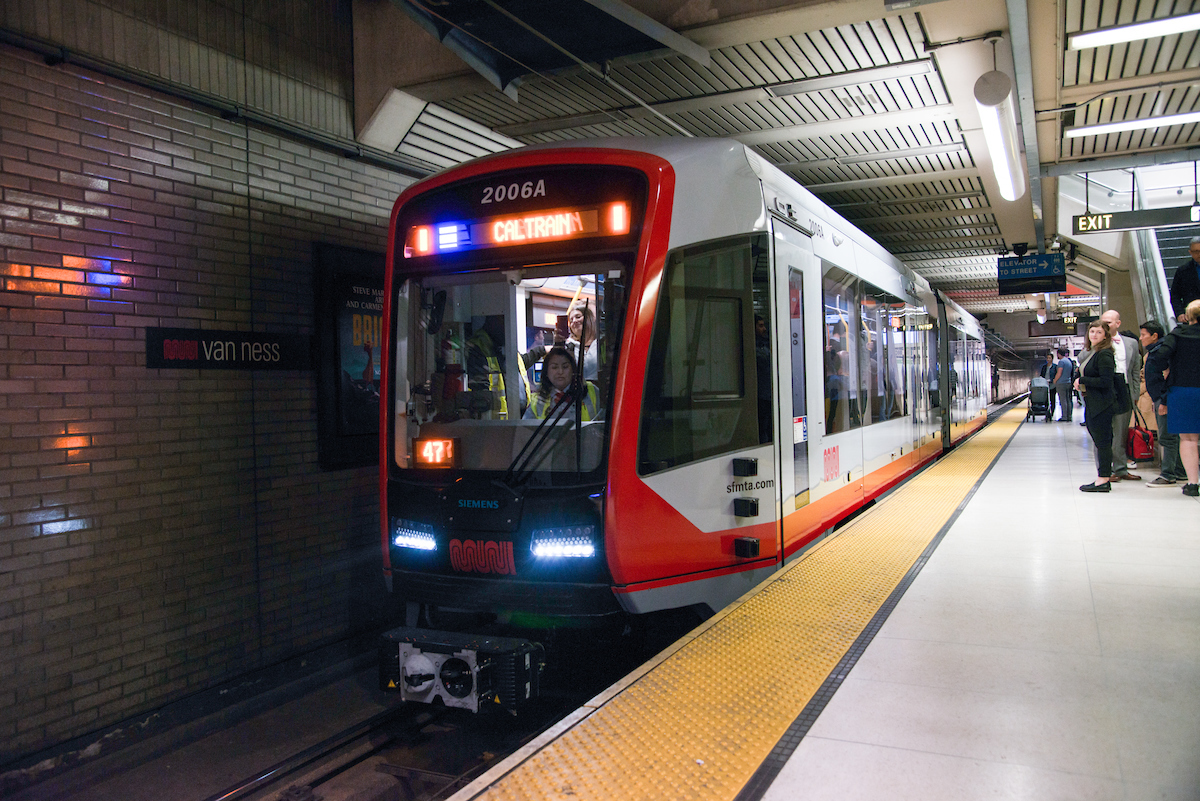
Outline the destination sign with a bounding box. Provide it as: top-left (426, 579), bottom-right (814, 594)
top-left (1072, 205), bottom-right (1200, 235)
top-left (997, 253), bottom-right (1066, 296)
top-left (404, 203), bottom-right (628, 257)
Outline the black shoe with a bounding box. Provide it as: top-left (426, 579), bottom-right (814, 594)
top-left (1184, 484), bottom-right (1199, 497)
top-left (1080, 482), bottom-right (1112, 493)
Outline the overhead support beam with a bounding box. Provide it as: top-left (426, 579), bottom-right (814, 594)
top-left (902, 255), bottom-right (999, 268)
top-left (886, 234), bottom-right (1007, 248)
top-left (1004, 0), bottom-right (1046, 250)
top-left (1056, 67), bottom-right (1200, 106)
top-left (582, 0), bottom-right (711, 68)
top-left (777, 142), bottom-right (966, 170)
top-left (496, 60), bottom-right (936, 137)
top-left (829, 191), bottom-right (985, 210)
top-left (865, 222), bottom-right (1001, 236)
top-left (1041, 146), bottom-right (1200, 177)
top-left (735, 105), bottom-right (957, 147)
top-left (855, 207), bottom-right (996, 224)
top-left (802, 166), bottom-right (977, 193)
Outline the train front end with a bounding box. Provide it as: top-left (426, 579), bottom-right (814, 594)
top-left (377, 149), bottom-right (666, 710)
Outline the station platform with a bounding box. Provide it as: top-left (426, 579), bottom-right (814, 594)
top-left (454, 406), bottom-right (1200, 801)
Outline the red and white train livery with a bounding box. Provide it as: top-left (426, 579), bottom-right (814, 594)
top-left (378, 138), bottom-right (988, 708)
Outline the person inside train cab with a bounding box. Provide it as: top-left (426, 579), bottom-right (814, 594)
top-left (522, 346), bottom-right (600, 421)
top-left (465, 317), bottom-right (507, 417)
top-left (1075, 320), bottom-right (1117, 493)
top-left (566, 304), bottom-right (599, 381)
top-left (521, 302), bottom-right (599, 387)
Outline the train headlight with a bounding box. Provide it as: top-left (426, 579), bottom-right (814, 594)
top-left (393, 518), bottom-right (436, 551)
top-left (530, 526), bottom-right (596, 558)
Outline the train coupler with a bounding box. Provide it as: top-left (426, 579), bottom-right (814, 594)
top-left (379, 626), bottom-right (544, 713)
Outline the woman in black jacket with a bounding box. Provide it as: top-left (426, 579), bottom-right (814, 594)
top-left (1074, 320), bottom-right (1117, 492)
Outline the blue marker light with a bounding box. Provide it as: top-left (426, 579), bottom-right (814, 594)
top-left (437, 223), bottom-right (465, 251)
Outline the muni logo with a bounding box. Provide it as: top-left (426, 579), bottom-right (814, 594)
top-left (449, 539), bottom-right (516, 575)
top-left (458, 499), bottom-right (500, 509)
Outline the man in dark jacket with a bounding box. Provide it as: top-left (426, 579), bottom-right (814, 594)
top-left (1146, 300), bottom-right (1200, 496)
top-left (1140, 320), bottom-right (1186, 486)
top-left (1170, 237), bottom-right (1200, 323)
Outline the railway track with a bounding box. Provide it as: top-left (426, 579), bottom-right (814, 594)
top-left (208, 624), bottom-right (671, 801)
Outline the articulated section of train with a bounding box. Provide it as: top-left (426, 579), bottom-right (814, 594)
top-left (377, 138), bottom-right (991, 710)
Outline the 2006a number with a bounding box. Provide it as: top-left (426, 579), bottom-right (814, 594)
top-left (481, 180), bottom-right (546, 204)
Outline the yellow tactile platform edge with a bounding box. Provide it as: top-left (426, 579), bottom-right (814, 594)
top-left (456, 409), bottom-right (1025, 801)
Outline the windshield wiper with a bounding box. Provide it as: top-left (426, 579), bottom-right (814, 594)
top-left (502, 391), bottom-right (578, 487)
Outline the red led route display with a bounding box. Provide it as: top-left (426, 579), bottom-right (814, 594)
top-left (405, 202), bottom-right (629, 257)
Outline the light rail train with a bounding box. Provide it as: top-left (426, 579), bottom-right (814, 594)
top-left (377, 138), bottom-right (989, 710)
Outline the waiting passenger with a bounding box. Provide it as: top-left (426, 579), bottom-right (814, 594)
top-left (1145, 299), bottom-right (1200, 496)
top-left (1075, 320), bottom-right (1117, 493)
top-left (523, 347), bottom-right (600, 421)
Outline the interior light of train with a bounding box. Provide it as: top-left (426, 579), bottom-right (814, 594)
top-left (530, 526), bottom-right (596, 558)
top-left (393, 518), bottom-right (437, 550)
top-left (404, 200), bottom-right (631, 257)
top-left (413, 437), bottom-right (459, 468)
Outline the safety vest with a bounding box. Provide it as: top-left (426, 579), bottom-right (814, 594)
top-left (527, 383), bottom-right (600, 421)
top-left (467, 331), bottom-right (507, 416)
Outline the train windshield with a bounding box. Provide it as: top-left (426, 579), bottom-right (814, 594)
top-left (395, 262), bottom-right (627, 484)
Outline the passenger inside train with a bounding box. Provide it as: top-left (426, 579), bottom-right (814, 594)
top-left (522, 346), bottom-right (600, 421)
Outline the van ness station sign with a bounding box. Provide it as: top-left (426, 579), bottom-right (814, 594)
top-left (146, 327), bottom-right (312, 370)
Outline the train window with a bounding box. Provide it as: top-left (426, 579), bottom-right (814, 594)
top-left (860, 282), bottom-right (909, 425)
top-left (822, 265), bottom-right (860, 434)
top-left (638, 235), bottom-right (768, 475)
top-left (397, 263), bottom-right (627, 482)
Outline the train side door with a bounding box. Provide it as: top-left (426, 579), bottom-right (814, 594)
top-left (771, 222), bottom-right (815, 559)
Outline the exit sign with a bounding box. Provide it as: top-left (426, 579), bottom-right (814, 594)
top-left (1073, 205), bottom-right (1199, 235)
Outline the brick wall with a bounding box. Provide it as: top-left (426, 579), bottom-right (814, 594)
top-left (0, 44), bottom-right (413, 761)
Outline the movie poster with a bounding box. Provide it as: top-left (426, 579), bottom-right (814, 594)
top-left (315, 243), bottom-right (384, 470)
top-left (334, 272), bottom-right (383, 436)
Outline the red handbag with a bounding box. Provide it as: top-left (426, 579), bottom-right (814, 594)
top-left (1127, 407), bottom-right (1156, 462)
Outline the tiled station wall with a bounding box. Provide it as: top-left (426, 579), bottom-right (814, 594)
top-left (0, 45), bottom-right (413, 761)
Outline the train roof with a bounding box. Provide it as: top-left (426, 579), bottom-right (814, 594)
top-left (406, 137), bottom-right (949, 313)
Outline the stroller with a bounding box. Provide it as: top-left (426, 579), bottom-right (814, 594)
top-left (1027, 376), bottom-right (1052, 421)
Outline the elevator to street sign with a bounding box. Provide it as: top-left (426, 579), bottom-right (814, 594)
top-left (997, 253), bottom-right (1066, 296)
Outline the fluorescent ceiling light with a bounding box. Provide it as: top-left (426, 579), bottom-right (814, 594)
top-left (1068, 12), bottom-right (1200, 50)
top-left (973, 71), bottom-right (1026, 202)
top-left (1064, 111), bottom-right (1200, 138)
